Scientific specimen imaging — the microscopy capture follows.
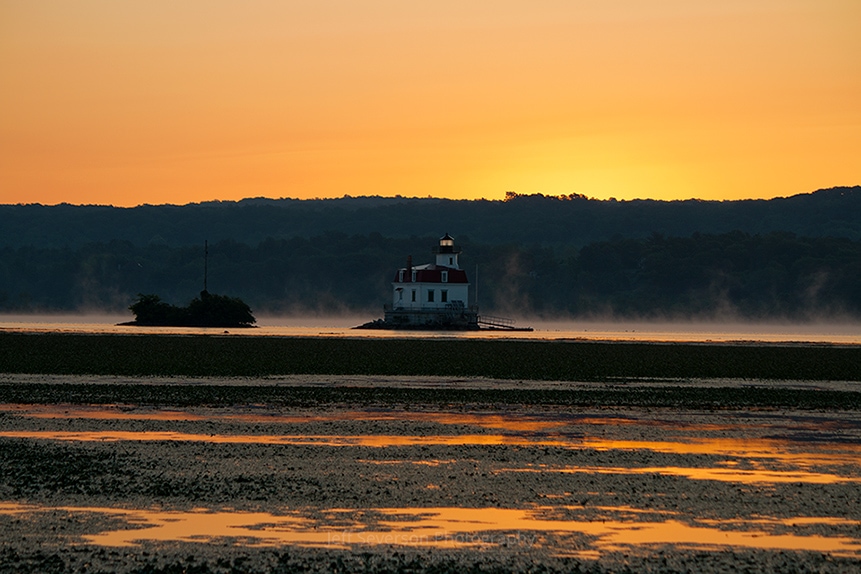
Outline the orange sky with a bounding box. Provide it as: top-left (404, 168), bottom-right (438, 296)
top-left (1, 1), bottom-right (859, 207)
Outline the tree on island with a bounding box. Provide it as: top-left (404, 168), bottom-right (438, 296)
top-left (128, 291), bottom-right (256, 328)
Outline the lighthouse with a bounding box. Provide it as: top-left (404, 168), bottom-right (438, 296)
top-left (354, 233), bottom-right (531, 331)
top-left (385, 234), bottom-right (478, 329)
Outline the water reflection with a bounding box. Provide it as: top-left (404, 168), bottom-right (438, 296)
top-left (358, 459), bottom-right (860, 485)
top-left (580, 437), bottom-right (861, 464)
top-left (3, 428), bottom-right (857, 464)
top-left (5, 405), bottom-right (859, 439)
top-left (0, 430), bottom-right (573, 448)
top-left (0, 404), bottom-right (861, 496)
top-left (2, 316), bottom-right (860, 344)
top-left (3, 503), bottom-right (860, 557)
top-left (3, 426), bottom-right (858, 485)
top-left (497, 465), bottom-right (861, 484)
top-left (0, 405), bottom-right (569, 432)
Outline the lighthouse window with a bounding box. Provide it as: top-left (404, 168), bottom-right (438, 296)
top-left (441, 271), bottom-right (448, 283)
top-left (428, 290), bottom-right (435, 303)
top-left (441, 290), bottom-right (448, 303)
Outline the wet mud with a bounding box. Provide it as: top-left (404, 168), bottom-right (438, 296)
top-left (1, 375), bottom-right (860, 573)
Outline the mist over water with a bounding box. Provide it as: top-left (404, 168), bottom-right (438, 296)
top-left (1, 314), bottom-right (859, 344)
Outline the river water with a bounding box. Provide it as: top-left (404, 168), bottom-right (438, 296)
top-left (2, 314), bottom-right (860, 345)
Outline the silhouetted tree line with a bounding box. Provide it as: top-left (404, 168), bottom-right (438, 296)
top-left (1, 186), bottom-right (859, 249)
top-left (1, 231), bottom-right (859, 320)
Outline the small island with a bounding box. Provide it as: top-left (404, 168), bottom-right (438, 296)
top-left (123, 291), bottom-right (257, 328)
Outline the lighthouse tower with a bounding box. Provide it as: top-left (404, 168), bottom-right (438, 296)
top-left (434, 233), bottom-right (461, 269)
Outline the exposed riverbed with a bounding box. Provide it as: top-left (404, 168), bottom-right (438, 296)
top-left (1, 375), bottom-right (860, 572)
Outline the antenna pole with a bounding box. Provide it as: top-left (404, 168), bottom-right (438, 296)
top-left (204, 240), bottom-right (208, 293)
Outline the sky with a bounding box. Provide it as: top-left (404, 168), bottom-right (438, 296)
top-left (1, 1), bottom-right (859, 207)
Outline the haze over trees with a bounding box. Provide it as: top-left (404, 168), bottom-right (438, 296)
top-left (1, 187), bottom-right (859, 320)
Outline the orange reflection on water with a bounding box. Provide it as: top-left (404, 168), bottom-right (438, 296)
top-left (6, 405), bottom-right (856, 443)
top-left (4, 405), bottom-right (857, 441)
top-left (0, 430), bottom-right (571, 448)
top-left (3, 503), bottom-right (860, 557)
top-left (581, 437), bottom-right (861, 465)
top-left (499, 465), bottom-right (861, 485)
top-left (3, 429), bottom-right (859, 467)
top-left (0, 405), bottom-right (570, 432)
top-left (359, 459), bottom-right (461, 467)
top-left (4, 319), bottom-right (861, 345)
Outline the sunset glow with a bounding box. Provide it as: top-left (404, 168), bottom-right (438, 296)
top-left (2, 1), bottom-right (859, 206)
top-left (3, 503), bottom-right (860, 556)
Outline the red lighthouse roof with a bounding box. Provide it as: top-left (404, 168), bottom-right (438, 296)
top-left (392, 264), bottom-right (468, 284)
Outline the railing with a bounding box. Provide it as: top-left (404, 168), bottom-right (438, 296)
top-left (385, 303), bottom-right (476, 314)
top-left (477, 314), bottom-right (516, 329)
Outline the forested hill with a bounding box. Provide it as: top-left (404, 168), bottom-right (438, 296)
top-left (2, 186), bottom-right (860, 319)
top-left (2, 186), bottom-right (859, 249)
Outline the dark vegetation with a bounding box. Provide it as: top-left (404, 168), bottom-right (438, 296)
top-left (1, 230), bottom-right (859, 319)
top-left (2, 333), bottom-right (859, 382)
top-left (126, 292), bottom-right (256, 328)
top-left (2, 187), bottom-right (859, 248)
top-left (1, 186), bottom-right (859, 319)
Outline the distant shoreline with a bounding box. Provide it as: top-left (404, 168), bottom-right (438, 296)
top-left (116, 320), bottom-right (258, 328)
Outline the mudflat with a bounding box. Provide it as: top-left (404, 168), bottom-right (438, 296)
top-left (1, 373), bottom-right (860, 573)
top-left (3, 331), bottom-right (861, 381)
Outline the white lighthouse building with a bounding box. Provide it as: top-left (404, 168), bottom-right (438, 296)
top-left (384, 234), bottom-right (479, 329)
